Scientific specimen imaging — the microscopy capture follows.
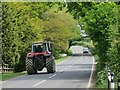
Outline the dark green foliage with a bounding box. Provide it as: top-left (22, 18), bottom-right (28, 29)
top-left (84, 3), bottom-right (119, 87)
top-left (67, 2), bottom-right (120, 88)
top-left (67, 2), bottom-right (93, 19)
top-left (14, 62), bottom-right (25, 72)
top-left (84, 2), bottom-right (118, 65)
top-left (52, 48), bottom-right (61, 59)
top-left (66, 49), bottom-right (73, 56)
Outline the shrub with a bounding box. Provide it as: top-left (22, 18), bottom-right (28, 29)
top-left (96, 68), bottom-right (108, 88)
top-left (66, 49), bottom-right (73, 56)
top-left (14, 62), bottom-right (25, 72)
top-left (52, 48), bottom-right (61, 59)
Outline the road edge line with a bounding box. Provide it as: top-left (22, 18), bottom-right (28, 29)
top-left (49, 74), bottom-right (56, 78)
top-left (87, 56), bottom-right (95, 88)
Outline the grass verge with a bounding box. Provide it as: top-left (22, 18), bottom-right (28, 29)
top-left (55, 56), bottom-right (71, 64)
top-left (0, 71), bottom-right (26, 81)
top-left (1, 56), bottom-right (71, 81)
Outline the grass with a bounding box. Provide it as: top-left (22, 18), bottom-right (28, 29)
top-left (1, 56), bottom-right (71, 81)
top-left (0, 71), bottom-right (26, 81)
top-left (55, 56), bottom-right (71, 64)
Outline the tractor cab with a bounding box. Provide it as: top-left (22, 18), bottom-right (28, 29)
top-left (27, 42), bottom-right (52, 57)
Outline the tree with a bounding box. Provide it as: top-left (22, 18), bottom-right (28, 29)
top-left (84, 2), bottom-right (118, 68)
top-left (41, 5), bottom-right (79, 50)
top-left (67, 2), bottom-right (120, 87)
top-left (2, 2), bottom-right (52, 71)
top-left (2, 2), bottom-right (80, 70)
top-left (41, 4), bottom-right (80, 58)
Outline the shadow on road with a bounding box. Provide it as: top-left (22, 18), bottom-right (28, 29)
top-left (9, 70), bottom-right (91, 81)
top-left (8, 63), bottom-right (94, 81)
top-left (72, 53), bottom-right (92, 56)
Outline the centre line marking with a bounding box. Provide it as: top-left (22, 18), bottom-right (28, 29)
top-left (65, 67), bottom-right (68, 70)
top-left (59, 70), bottom-right (64, 73)
top-left (49, 74), bottom-right (56, 78)
top-left (33, 80), bottom-right (46, 87)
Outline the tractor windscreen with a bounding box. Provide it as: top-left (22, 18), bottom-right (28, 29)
top-left (33, 44), bottom-right (45, 52)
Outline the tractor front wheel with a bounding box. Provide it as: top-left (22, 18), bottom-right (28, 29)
top-left (46, 56), bottom-right (55, 73)
top-left (26, 58), bottom-right (37, 75)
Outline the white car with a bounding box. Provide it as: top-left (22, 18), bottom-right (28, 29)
top-left (83, 48), bottom-right (89, 53)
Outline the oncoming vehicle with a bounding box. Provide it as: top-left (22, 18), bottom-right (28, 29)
top-left (26, 41), bottom-right (56, 75)
top-left (83, 48), bottom-right (89, 53)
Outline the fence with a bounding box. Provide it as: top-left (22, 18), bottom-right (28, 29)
top-left (106, 65), bottom-right (120, 90)
top-left (2, 64), bottom-right (14, 73)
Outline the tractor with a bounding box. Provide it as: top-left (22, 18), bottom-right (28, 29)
top-left (25, 41), bottom-right (56, 75)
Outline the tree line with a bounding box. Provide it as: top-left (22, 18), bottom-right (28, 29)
top-left (2, 2), bottom-right (80, 72)
top-left (67, 2), bottom-right (120, 88)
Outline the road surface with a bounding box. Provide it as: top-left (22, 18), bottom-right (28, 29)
top-left (2, 46), bottom-right (95, 89)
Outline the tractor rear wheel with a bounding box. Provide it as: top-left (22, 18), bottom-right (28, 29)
top-left (46, 56), bottom-right (55, 73)
top-left (26, 58), bottom-right (37, 75)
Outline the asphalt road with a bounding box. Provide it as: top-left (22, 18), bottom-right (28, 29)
top-left (2, 46), bottom-right (95, 88)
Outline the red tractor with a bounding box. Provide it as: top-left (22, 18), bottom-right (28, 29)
top-left (26, 41), bottom-right (56, 75)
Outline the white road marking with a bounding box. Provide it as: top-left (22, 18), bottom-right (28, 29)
top-left (49, 74), bottom-right (56, 78)
top-left (59, 70), bottom-right (64, 73)
top-left (33, 56), bottom-right (72, 87)
top-left (63, 56), bottom-right (82, 71)
top-left (33, 80), bottom-right (46, 87)
top-left (65, 67), bottom-right (68, 70)
top-left (87, 56), bottom-right (95, 88)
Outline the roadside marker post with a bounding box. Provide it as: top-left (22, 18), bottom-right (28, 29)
top-left (110, 72), bottom-right (115, 89)
top-left (108, 69), bottom-right (111, 89)
top-left (118, 78), bottom-right (120, 90)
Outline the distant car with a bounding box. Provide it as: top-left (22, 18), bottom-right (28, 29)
top-left (83, 48), bottom-right (89, 53)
